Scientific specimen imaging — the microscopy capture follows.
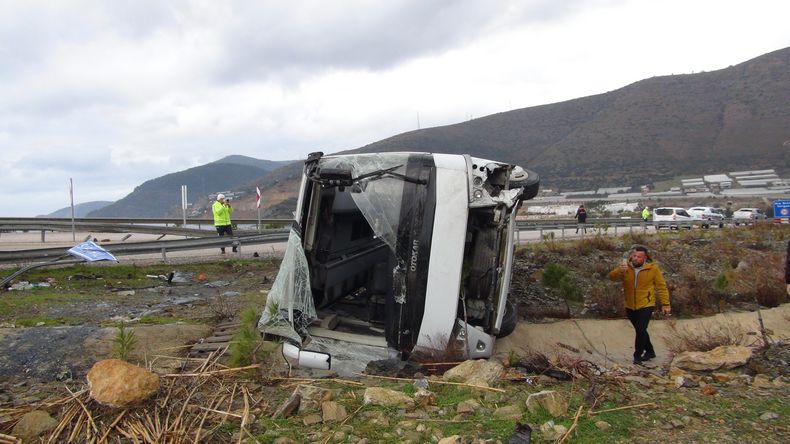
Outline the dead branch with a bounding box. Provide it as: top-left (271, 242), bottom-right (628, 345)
top-left (352, 372), bottom-right (506, 393)
top-left (162, 364), bottom-right (260, 377)
top-left (197, 406), bottom-right (244, 419)
top-left (266, 376), bottom-right (364, 386)
top-left (0, 433), bottom-right (21, 444)
top-left (97, 409), bottom-right (127, 444)
top-left (557, 404), bottom-right (584, 444)
top-left (588, 402), bottom-right (656, 416)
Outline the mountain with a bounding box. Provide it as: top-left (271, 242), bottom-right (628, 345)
top-left (254, 46), bottom-right (790, 208)
top-left (40, 201), bottom-right (113, 218)
top-left (88, 158), bottom-right (289, 218)
top-left (351, 47), bottom-right (790, 190)
top-left (213, 155), bottom-right (293, 171)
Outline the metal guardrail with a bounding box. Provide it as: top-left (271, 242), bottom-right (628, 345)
top-left (0, 216), bottom-right (760, 265)
top-left (0, 231), bottom-right (291, 265)
top-left (0, 217), bottom-right (291, 237)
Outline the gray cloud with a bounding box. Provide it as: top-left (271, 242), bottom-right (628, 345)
top-left (210, 0), bottom-right (589, 83)
top-left (0, 0), bottom-right (787, 217)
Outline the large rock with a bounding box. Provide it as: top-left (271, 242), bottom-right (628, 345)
top-left (670, 346), bottom-right (753, 371)
top-left (494, 404), bottom-right (522, 421)
top-left (87, 359), bottom-right (160, 408)
top-left (456, 399), bottom-right (481, 414)
top-left (321, 401), bottom-right (348, 422)
top-left (442, 359), bottom-right (503, 387)
top-left (295, 385), bottom-right (333, 414)
top-left (363, 387), bottom-right (414, 408)
top-left (413, 389), bottom-right (437, 408)
top-left (526, 390), bottom-right (569, 417)
top-left (11, 410), bottom-right (58, 440)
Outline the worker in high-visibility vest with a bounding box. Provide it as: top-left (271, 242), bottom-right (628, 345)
top-left (641, 207), bottom-right (650, 222)
top-left (213, 194), bottom-right (236, 254)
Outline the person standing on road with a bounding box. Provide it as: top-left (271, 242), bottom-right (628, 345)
top-left (213, 193), bottom-right (236, 254)
top-left (574, 204), bottom-right (587, 234)
top-left (642, 206), bottom-right (650, 222)
top-left (608, 245), bottom-right (671, 365)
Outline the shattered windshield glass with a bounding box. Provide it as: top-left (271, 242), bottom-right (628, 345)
top-left (258, 228), bottom-right (316, 345)
top-left (318, 154), bottom-right (413, 253)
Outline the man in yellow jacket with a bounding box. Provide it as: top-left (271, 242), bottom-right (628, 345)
top-left (608, 245), bottom-right (671, 364)
top-left (213, 193), bottom-right (236, 254)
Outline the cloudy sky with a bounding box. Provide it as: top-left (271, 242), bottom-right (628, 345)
top-left (1, 0), bottom-right (788, 217)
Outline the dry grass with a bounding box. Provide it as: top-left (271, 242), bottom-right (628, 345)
top-left (208, 291), bottom-right (236, 321)
top-left (0, 351), bottom-right (267, 443)
top-left (671, 269), bottom-right (722, 316)
top-left (587, 283), bottom-right (626, 318)
top-left (662, 318), bottom-right (747, 354)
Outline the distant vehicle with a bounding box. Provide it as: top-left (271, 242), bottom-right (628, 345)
top-left (653, 207), bottom-right (693, 230)
top-left (732, 208), bottom-right (767, 225)
top-left (686, 207), bottom-right (725, 228)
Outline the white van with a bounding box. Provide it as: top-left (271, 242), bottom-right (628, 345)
top-left (653, 207), bottom-right (693, 230)
top-left (258, 152), bottom-right (539, 372)
top-left (686, 207), bottom-right (725, 228)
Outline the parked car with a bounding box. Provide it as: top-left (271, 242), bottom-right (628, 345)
top-left (653, 207), bottom-right (694, 230)
top-left (258, 152), bottom-right (539, 372)
top-left (686, 206), bottom-right (725, 228)
top-left (732, 208), bottom-right (767, 225)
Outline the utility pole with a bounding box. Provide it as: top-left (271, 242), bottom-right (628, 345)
top-left (181, 185), bottom-right (188, 238)
top-left (69, 178), bottom-right (75, 242)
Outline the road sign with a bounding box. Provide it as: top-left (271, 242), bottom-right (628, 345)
top-left (773, 199), bottom-right (790, 221)
top-left (256, 187), bottom-right (261, 209)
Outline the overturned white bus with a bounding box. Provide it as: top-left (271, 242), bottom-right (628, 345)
top-left (258, 152), bottom-right (539, 371)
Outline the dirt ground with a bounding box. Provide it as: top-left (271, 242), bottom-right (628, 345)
top-left (495, 304), bottom-right (790, 367)
top-left (1, 227), bottom-right (789, 442)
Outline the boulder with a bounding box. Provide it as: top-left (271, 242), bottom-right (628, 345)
top-left (595, 420), bottom-right (611, 431)
top-left (302, 414), bottom-right (322, 425)
top-left (670, 346), bottom-right (752, 371)
top-left (494, 404), bottom-right (522, 421)
top-left (442, 359), bottom-right (503, 387)
top-left (363, 387), bottom-right (414, 408)
top-left (526, 390), bottom-right (569, 417)
top-left (11, 410), bottom-right (58, 440)
top-left (456, 399), bottom-right (480, 414)
top-left (322, 401), bottom-right (348, 422)
top-left (413, 389), bottom-right (437, 408)
top-left (87, 359), bottom-right (160, 408)
top-left (674, 376), bottom-right (698, 389)
top-left (752, 374), bottom-right (773, 388)
top-left (295, 384), bottom-right (332, 414)
top-left (539, 421), bottom-right (567, 440)
top-left (438, 436), bottom-right (462, 444)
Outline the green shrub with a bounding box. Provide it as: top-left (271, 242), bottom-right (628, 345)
top-left (542, 263), bottom-right (569, 288)
top-left (713, 272), bottom-right (729, 292)
top-left (112, 322), bottom-right (137, 361)
top-left (559, 278), bottom-right (583, 302)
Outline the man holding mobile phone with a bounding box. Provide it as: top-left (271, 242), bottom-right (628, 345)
top-left (213, 194), bottom-right (236, 254)
top-left (608, 245), bottom-right (671, 365)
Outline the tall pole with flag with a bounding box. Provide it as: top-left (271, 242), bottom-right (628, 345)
top-left (69, 178), bottom-right (76, 242)
top-left (256, 186), bottom-right (262, 233)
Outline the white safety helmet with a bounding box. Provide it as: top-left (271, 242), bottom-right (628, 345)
top-left (216, 193), bottom-right (226, 201)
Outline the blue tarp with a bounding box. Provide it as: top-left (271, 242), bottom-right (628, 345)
top-left (67, 241), bottom-right (118, 262)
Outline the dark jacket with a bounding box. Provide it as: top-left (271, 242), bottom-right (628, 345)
top-left (575, 208), bottom-right (587, 223)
